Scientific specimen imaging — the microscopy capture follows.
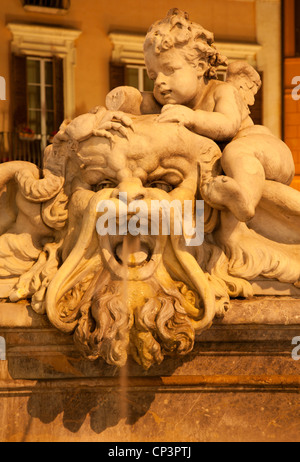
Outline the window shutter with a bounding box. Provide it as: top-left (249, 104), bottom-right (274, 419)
top-left (250, 71), bottom-right (263, 126)
top-left (11, 53), bottom-right (27, 130)
top-left (109, 62), bottom-right (125, 90)
top-left (53, 56), bottom-right (64, 130)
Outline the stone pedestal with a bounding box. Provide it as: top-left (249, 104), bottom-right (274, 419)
top-left (0, 297), bottom-right (300, 442)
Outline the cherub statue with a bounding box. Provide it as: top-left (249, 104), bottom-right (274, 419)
top-left (106, 8), bottom-right (295, 222)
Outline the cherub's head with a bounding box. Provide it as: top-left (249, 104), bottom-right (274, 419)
top-left (143, 8), bottom-right (228, 106)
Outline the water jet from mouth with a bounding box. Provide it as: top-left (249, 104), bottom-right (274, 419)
top-left (115, 239), bottom-right (150, 266)
top-left (119, 234), bottom-right (141, 437)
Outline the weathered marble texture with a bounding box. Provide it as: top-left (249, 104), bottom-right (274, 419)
top-left (0, 298), bottom-right (300, 442)
top-left (0, 8), bottom-right (300, 371)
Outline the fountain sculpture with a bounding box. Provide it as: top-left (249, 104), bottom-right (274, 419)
top-left (1, 9), bottom-right (300, 370)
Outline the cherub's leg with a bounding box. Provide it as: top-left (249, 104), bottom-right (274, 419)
top-left (201, 139), bottom-right (265, 222)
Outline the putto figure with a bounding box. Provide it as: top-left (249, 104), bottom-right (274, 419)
top-left (144, 9), bottom-right (295, 221)
top-left (109, 8), bottom-right (295, 222)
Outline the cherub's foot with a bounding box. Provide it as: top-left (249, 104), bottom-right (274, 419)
top-left (201, 176), bottom-right (255, 222)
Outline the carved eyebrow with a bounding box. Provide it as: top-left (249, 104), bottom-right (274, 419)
top-left (160, 157), bottom-right (192, 175)
top-left (160, 171), bottom-right (183, 184)
top-left (83, 167), bottom-right (118, 186)
top-left (147, 168), bottom-right (183, 184)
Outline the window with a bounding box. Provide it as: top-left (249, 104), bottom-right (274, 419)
top-left (8, 23), bottom-right (81, 121)
top-left (8, 53), bottom-right (64, 165)
top-left (125, 65), bottom-right (153, 92)
top-left (11, 54), bottom-right (64, 149)
top-left (27, 58), bottom-right (55, 146)
top-left (23, 0), bottom-right (64, 6)
top-left (5, 23), bottom-right (81, 165)
top-left (21, 0), bottom-right (70, 14)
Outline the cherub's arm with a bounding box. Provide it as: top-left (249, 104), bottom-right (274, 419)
top-left (157, 84), bottom-right (243, 141)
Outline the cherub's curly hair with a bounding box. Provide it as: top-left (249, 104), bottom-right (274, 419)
top-left (143, 8), bottom-right (228, 79)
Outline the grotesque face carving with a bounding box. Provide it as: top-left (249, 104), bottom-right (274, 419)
top-left (2, 108), bottom-right (300, 370)
top-left (44, 116), bottom-right (222, 369)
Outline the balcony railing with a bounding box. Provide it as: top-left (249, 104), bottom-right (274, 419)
top-left (0, 132), bottom-right (53, 169)
top-left (21, 0), bottom-right (70, 14)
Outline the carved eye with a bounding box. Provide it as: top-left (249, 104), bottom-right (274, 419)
top-left (148, 181), bottom-right (174, 193)
top-left (92, 180), bottom-right (117, 192)
top-left (165, 66), bottom-right (175, 74)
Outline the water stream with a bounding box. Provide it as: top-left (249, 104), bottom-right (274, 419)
top-left (119, 234), bottom-right (141, 434)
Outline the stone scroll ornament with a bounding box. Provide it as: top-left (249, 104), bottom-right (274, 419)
top-left (1, 8), bottom-right (300, 369)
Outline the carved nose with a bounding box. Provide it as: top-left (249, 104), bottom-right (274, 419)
top-left (114, 192), bottom-right (145, 202)
top-left (133, 194), bottom-right (145, 201)
top-left (161, 35), bottom-right (173, 50)
top-left (155, 72), bottom-right (166, 86)
top-left (112, 179), bottom-right (146, 203)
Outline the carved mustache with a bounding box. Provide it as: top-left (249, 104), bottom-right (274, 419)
top-left (95, 195), bottom-right (204, 244)
top-left (96, 196), bottom-right (181, 234)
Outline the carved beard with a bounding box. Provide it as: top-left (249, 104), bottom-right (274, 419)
top-left (73, 267), bottom-right (196, 370)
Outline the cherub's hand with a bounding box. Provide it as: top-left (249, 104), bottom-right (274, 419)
top-left (63, 107), bottom-right (134, 144)
top-left (93, 110), bottom-right (134, 140)
top-left (157, 104), bottom-right (195, 127)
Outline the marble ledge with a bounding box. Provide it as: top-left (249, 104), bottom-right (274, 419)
top-left (0, 297), bottom-right (300, 384)
top-left (0, 297), bottom-right (300, 331)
